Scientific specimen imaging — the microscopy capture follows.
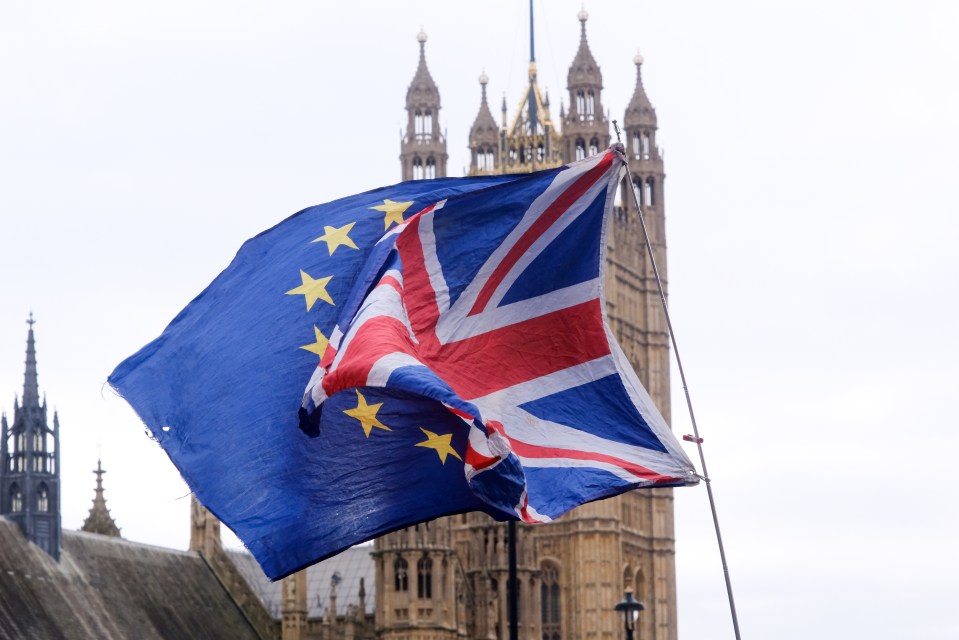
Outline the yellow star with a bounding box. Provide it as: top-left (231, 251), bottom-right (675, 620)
top-left (415, 428), bottom-right (462, 464)
top-left (370, 199), bottom-right (414, 229)
top-left (343, 390), bottom-right (391, 438)
top-left (299, 325), bottom-right (329, 356)
top-left (312, 222), bottom-right (358, 255)
top-left (285, 270), bottom-right (334, 311)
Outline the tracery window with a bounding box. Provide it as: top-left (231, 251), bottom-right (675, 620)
top-left (412, 157), bottom-right (424, 180)
top-left (540, 561), bottom-right (561, 640)
top-left (589, 137), bottom-right (599, 157)
top-left (586, 90), bottom-right (596, 118)
top-left (417, 556), bottom-right (432, 598)
top-left (394, 557), bottom-right (409, 591)
top-left (576, 91), bottom-right (586, 119)
top-left (37, 485), bottom-right (49, 512)
top-left (10, 485), bottom-right (22, 512)
top-left (425, 156), bottom-right (436, 179)
top-left (575, 138), bottom-right (586, 161)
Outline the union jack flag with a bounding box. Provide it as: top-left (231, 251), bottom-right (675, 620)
top-left (302, 147), bottom-right (697, 523)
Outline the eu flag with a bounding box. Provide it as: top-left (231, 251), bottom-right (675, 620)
top-left (111, 147), bottom-right (697, 580)
top-left (110, 174), bottom-right (520, 578)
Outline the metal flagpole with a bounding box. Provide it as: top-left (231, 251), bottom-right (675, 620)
top-left (611, 123), bottom-right (743, 640)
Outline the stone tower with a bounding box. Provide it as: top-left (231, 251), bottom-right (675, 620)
top-left (388, 9), bottom-right (680, 640)
top-left (0, 314), bottom-right (62, 559)
top-left (371, 521), bottom-right (460, 640)
top-left (80, 458), bottom-right (122, 537)
top-left (400, 30), bottom-right (448, 181)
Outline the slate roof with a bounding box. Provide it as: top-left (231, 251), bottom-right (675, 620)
top-left (0, 518), bottom-right (261, 640)
top-left (229, 546), bottom-right (375, 619)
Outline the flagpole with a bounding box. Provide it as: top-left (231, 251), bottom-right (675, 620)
top-left (612, 124), bottom-right (743, 640)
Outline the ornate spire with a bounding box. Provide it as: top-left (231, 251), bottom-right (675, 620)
top-left (625, 51), bottom-right (657, 128)
top-left (567, 7), bottom-right (602, 89)
top-left (401, 28), bottom-right (447, 180)
top-left (81, 459), bottom-right (122, 537)
top-left (22, 313), bottom-right (40, 409)
top-left (470, 72), bottom-right (498, 142)
top-left (468, 72), bottom-right (501, 176)
top-left (406, 28), bottom-right (439, 109)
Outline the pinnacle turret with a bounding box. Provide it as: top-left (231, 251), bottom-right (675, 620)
top-left (401, 28), bottom-right (447, 180)
top-left (624, 52), bottom-right (657, 128)
top-left (468, 72), bottom-right (500, 175)
top-left (406, 29), bottom-right (439, 109)
top-left (567, 8), bottom-right (602, 90)
top-left (81, 459), bottom-right (122, 537)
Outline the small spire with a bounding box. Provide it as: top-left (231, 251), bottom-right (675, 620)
top-left (81, 458), bottom-right (122, 537)
top-left (22, 313), bottom-right (40, 409)
top-left (625, 49), bottom-right (657, 129)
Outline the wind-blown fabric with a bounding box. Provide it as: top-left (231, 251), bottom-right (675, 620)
top-left (303, 147), bottom-right (697, 523)
top-left (110, 145), bottom-right (697, 581)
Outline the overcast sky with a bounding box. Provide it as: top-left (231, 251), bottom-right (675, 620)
top-left (1, 1), bottom-right (957, 638)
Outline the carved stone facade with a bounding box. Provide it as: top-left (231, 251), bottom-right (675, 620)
top-left (379, 10), bottom-right (678, 640)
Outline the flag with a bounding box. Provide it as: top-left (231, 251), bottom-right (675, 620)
top-left (110, 145), bottom-right (697, 580)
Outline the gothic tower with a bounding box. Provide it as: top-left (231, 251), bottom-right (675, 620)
top-left (0, 315), bottom-right (62, 559)
top-left (400, 30), bottom-right (448, 181)
top-left (390, 8), bottom-right (680, 640)
top-left (80, 458), bottom-right (122, 537)
top-left (372, 522), bottom-right (460, 640)
top-left (499, 2), bottom-right (562, 174)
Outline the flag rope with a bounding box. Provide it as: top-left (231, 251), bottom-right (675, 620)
top-left (612, 123), bottom-right (743, 640)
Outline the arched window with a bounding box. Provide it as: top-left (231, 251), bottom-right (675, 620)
top-left (589, 137), bottom-right (599, 157)
top-left (509, 147), bottom-right (517, 164)
top-left (394, 557), bottom-right (409, 591)
top-left (537, 143), bottom-right (545, 163)
top-left (586, 90), bottom-right (596, 118)
top-left (623, 565), bottom-right (634, 591)
top-left (417, 556), bottom-right (432, 598)
top-left (10, 485), bottom-right (22, 512)
top-left (425, 156), bottom-right (436, 179)
top-left (414, 110), bottom-right (423, 137)
top-left (632, 176), bottom-right (644, 207)
top-left (632, 132), bottom-right (642, 160)
top-left (37, 484), bottom-right (49, 512)
top-left (575, 90), bottom-right (586, 118)
top-left (412, 157), bottom-right (423, 180)
top-left (540, 561), bottom-right (561, 640)
top-left (575, 138), bottom-right (586, 161)
top-left (642, 131), bottom-right (651, 159)
top-left (645, 177), bottom-right (656, 207)
top-left (423, 109), bottom-right (433, 137)
top-left (477, 147), bottom-right (494, 171)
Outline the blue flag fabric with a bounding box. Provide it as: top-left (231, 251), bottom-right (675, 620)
top-left (111, 148), bottom-right (697, 580)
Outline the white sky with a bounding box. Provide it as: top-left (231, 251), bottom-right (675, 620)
top-left (1, 1), bottom-right (958, 638)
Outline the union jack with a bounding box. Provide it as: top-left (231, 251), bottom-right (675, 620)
top-left (302, 146), bottom-right (697, 523)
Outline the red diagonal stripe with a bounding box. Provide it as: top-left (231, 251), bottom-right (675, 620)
top-left (468, 151), bottom-right (614, 316)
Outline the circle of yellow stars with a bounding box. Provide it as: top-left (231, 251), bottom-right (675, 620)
top-left (286, 198), bottom-right (456, 464)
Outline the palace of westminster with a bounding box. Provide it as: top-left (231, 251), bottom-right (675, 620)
top-left (0, 8), bottom-right (678, 640)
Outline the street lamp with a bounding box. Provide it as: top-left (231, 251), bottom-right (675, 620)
top-left (614, 589), bottom-right (645, 640)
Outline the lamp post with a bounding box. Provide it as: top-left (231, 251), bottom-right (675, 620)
top-left (614, 589), bottom-right (645, 640)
